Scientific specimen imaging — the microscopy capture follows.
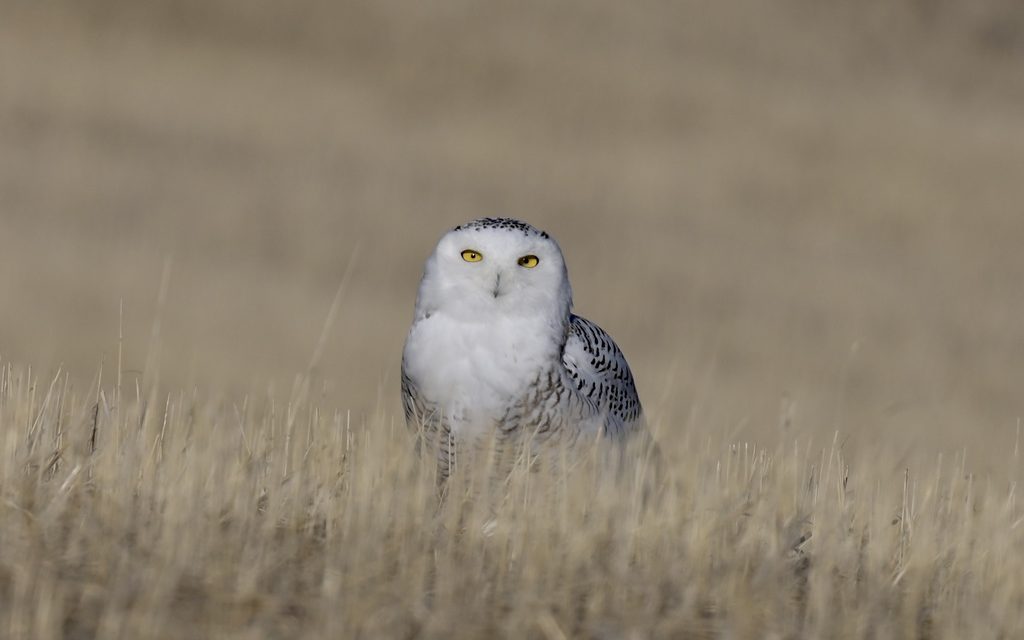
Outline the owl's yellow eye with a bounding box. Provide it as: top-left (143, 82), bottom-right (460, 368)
top-left (461, 249), bottom-right (483, 262)
top-left (518, 255), bottom-right (540, 268)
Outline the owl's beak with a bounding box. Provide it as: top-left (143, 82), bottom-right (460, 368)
top-left (492, 273), bottom-right (502, 298)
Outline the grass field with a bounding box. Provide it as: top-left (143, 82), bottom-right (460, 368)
top-left (2, 361), bottom-right (1022, 638)
top-left (2, 0), bottom-right (1024, 636)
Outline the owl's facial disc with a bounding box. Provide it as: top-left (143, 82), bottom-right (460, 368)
top-left (416, 218), bottom-right (573, 322)
top-left (451, 239), bottom-right (551, 302)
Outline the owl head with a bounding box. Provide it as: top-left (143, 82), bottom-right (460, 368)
top-left (413, 218), bottom-right (573, 326)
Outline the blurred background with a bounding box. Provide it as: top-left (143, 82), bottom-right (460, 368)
top-left (2, 0), bottom-right (1023, 471)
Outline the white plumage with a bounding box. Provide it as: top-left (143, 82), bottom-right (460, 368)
top-left (401, 218), bottom-right (643, 477)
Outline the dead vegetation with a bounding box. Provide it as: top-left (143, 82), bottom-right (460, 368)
top-left (1, 361), bottom-right (1021, 638)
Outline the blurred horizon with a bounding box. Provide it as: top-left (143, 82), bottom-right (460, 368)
top-left (2, 0), bottom-right (1024, 473)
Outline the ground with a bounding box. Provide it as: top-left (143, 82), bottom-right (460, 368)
top-left (0, 1), bottom-right (1023, 636)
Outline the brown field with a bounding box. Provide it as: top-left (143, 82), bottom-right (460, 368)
top-left (1, 0), bottom-right (1023, 637)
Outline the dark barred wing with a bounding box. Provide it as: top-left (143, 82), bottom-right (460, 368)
top-left (562, 314), bottom-right (643, 438)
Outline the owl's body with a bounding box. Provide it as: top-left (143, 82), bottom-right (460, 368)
top-left (401, 218), bottom-right (642, 476)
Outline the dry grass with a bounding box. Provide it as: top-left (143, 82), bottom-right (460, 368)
top-left (1, 360), bottom-right (1022, 638)
top-left (3, 1), bottom-right (1024, 636)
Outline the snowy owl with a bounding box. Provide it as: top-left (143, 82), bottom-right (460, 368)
top-left (401, 217), bottom-right (643, 478)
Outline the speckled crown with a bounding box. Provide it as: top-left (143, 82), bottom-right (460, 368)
top-left (453, 217), bottom-right (550, 239)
